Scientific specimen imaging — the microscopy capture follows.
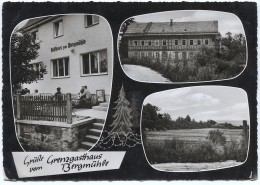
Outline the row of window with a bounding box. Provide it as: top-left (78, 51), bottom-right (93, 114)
top-left (130, 39), bottom-right (209, 47)
top-left (133, 51), bottom-right (197, 60)
top-left (31, 49), bottom-right (108, 79)
top-left (31, 15), bottom-right (99, 41)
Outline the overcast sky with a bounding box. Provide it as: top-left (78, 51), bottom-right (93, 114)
top-left (133, 10), bottom-right (245, 36)
top-left (143, 86), bottom-right (249, 124)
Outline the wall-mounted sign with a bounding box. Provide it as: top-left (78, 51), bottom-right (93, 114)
top-left (51, 39), bottom-right (86, 52)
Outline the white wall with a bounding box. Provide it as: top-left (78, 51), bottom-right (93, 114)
top-left (23, 15), bottom-right (113, 96)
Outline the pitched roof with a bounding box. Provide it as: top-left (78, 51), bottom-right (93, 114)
top-left (19, 16), bottom-right (61, 31)
top-left (125, 21), bottom-right (218, 36)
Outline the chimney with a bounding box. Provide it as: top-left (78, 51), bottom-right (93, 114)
top-left (170, 19), bottom-right (173, 27)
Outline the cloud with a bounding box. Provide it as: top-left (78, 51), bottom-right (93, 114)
top-left (186, 93), bottom-right (220, 106)
top-left (192, 102), bottom-right (249, 121)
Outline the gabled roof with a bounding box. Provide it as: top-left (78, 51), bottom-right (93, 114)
top-left (125, 21), bottom-right (218, 36)
top-left (19, 16), bottom-right (62, 31)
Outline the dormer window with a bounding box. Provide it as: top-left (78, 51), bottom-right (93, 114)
top-left (85, 15), bottom-right (99, 27)
top-left (53, 20), bottom-right (63, 38)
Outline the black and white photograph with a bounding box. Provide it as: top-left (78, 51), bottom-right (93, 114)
top-left (118, 10), bottom-right (247, 83)
top-left (142, 86), bottom-right (249, 172)
top-left (2, 2), bottom-right (257, 181)
top-left (11, 14), bottom-right (113, 151)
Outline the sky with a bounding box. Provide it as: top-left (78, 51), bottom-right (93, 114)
top-left (143, 86), bottom-right (250, 124)
top-left (133, 10), bottom-right (245, 36)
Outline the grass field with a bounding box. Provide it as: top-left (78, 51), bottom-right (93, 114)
top-left (143, 128), bottom-right (248, 164)
top-left (145, 128), bottom-right (244, 144)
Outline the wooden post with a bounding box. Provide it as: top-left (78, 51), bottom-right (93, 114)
top-left (16, 94), bottom-right (21, 120)
top-left (243, 120), bottom-right (248, 147)
top-left (66, 93), bottom-right (72, 124)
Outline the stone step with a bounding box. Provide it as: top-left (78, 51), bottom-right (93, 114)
top-left (85, 135), bottom-right (100, 143)
top-left (99, 102), bottom-right (109, 107)
top-left (93, 122), bottom-right (104, 129)
top-left (89, 128), bottom-right (102, 136)
top-left (92, 106), bottom-right (108, 112)
top-left (80, 141), bottom-right (95, 150)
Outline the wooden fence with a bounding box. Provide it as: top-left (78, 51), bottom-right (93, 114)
top-left (14, 93), bottom-right (72, 124)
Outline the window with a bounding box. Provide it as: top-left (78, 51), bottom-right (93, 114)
top-left (197, 40), bottom-right (201, 45)
top-left (30, 62), bottom-right (44, 79)
top-left (53, 20), bottom-right (63, 38)
top-left (205, 39), bottom-right (209, 45)
top-left (133, 41), bottom-right (137, 46)
top-left (156, 52), bottom-right (160, 58)
top-left (141, 41), bottom-right (145, 46)
top-left (148, 52), bottom-right (152, 58)
top-left (81, 50), bottom-right (107, 75)
top-left (148, 40), bottom-right (152, 46)
top-left (155, 40), bottom-right (159, 46)
top-left (31, 30), bottom-right (39, 43)
top-left (182, 40), bottom-right (186, 45)
top-left (52, 57), bottom-right (69, 78)
top-left (85, 15), bottom-right (99, 27)
top-left (162, 40), bottom-right (167, 46)
top-left (175, 40), bottom-right (179, 45)
top-left (190, 40), bottom-right (193, 45)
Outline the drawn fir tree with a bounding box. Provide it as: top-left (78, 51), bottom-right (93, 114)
top-left (109, 84), bottom-right (132, 135)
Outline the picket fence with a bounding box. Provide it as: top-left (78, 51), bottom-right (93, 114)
top-left (14, 94), bottom-right (72, 124)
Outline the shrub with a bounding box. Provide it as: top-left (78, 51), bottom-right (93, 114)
top-left (207, 129), bottom-right (226, 145)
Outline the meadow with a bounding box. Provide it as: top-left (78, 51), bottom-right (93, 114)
top-left (146, 128), bottom-right (244, 143)
top-left (143, 128), bottom-right (248, 164)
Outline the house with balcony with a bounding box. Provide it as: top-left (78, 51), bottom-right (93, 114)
top-left (124, 20), bottom-right (220, 61)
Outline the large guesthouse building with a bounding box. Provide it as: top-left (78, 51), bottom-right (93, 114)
top-left (19, 14), bottom-right (112, 98)
top-left (124, 20), bottom-right (220, 61)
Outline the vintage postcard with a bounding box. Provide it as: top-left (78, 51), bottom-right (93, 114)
top-left (2, 2), bottom-right (258, 181)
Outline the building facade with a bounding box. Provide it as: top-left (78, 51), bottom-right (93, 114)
top-left (124, 20), bottom-right (220, 61)
top-left (19, 14), bottom-right (112, 98)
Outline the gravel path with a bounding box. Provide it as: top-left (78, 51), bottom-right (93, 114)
top-left (152, 160), bottom-right (243, 172)
top-left (122, 64), bottom-right (171, 82)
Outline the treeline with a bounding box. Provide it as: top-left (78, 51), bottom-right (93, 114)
top-left (142, 103), bottom-right (244, 131)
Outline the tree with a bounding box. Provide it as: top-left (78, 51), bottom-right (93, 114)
top-left (11, 31), bottom-right (46, 91)
top-left (119, 18), bottom-right (135, 59)
top-left (142, 103), bottom-right (160, 131)
top-left (110, 84), bottom-right (132, 135)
